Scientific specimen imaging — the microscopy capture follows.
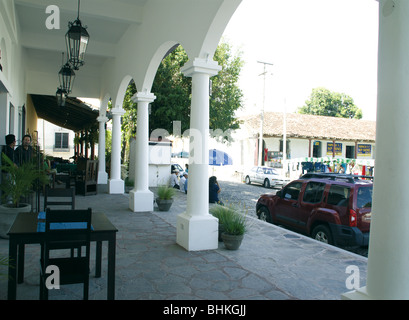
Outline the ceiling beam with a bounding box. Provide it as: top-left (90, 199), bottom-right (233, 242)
top-left (20, 32), bottom-right (116, 58)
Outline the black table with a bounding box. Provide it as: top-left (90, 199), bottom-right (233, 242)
top-left (7, 211), bottom-right (118, 300)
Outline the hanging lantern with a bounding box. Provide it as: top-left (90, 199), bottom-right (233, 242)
top-left (65, 0), bottom-right (89, 70)
top-left (56, 87), bottom-right (67, 107)
top-left (58, 61), bottom-right (75, 94)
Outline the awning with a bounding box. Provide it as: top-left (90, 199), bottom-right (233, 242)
top-left (30, 94), bottom-right (99, 132)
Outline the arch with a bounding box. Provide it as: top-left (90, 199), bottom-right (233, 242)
top-left (114, 75), bottom-right (134, 108)
top-left (100, 93), bottom-right (111, 115)
top-left (189, 1), bottom-right (241, 60)
top-left (139, 40), bottom-right (180, 94)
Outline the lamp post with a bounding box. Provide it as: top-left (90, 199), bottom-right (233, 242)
top-left (257, 60), bottom-right (273, 166)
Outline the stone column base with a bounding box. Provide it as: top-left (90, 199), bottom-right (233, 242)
top-left (129, 189), bottom-right (154, 212)
top-left (97, 171), bottom-right (108, 185)
top-left (108, 178), bottom-right (124, 194)
top-left (176, 213), bottom-right (218, 251)
top-left (341, 287), bottom-right (371, 300)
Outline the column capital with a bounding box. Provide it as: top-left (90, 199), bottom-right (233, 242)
top-left (110, 107), bottom-right (126, 116)
top-left (131, 92), bottom-right (156, 104)
top-left (97, 115), bottom-right (109, 123)
top-left (181, 57), bottom-right (221, 78)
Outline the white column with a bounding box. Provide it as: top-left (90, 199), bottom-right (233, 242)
top-left (129, 92), bottom-right (156, 212)
top-left (97, 115), bottom-right (108, 185)
top-left (176, 57), bottom-right (221, 251)
top-left (108, 107), bottom-right (125, 194)
top-left (343, 0), bottom-right (409, 300)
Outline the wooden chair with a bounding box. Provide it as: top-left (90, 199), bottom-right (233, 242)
top-left (39, 208), bottom-right (92, 300)
top-left (44, 186), bottom-right (75, 210)
top-left (75, 160), bottom-right (98, 196)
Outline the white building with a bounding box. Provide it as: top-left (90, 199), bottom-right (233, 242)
top-left (236, 112), bottom-right (376, 165)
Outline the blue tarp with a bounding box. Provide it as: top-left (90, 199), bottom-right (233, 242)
top-left (209, 149), bottom-right (233, 166)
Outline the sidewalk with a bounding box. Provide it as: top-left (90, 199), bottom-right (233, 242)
top-left (0, 187), bottom-right (367, 300)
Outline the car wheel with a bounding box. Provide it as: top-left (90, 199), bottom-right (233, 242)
top-left (263, 179), bottom-right (270, 188)
top-left (312, 225), bottom-right (333, 245)
top-left (245, 176), bottom-right (251, 184)
top-left (258, 206), bottom-right (272, 223)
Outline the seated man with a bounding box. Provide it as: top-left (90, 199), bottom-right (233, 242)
top-left (169, 170), bottom-right (180, 189)
top-left (179, 172), bottom-right (188, 193)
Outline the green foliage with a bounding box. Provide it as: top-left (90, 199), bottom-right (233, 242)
top-left (298, 87), bottom-right (362, 119)
top-left (0, 154), bottom-right (48, 208)
top-left (210, 41), bottom-right (244, 136)
top-left (157, 185), bottom-right (176, 200)
top-left (150, 46), bottom-right (191, 135)
top-left (0, 255), bottom-right (12, 279)
top-left (210, 204), bottom-right (235, 225)
top-left (210, 204), bottom-right (247, 236)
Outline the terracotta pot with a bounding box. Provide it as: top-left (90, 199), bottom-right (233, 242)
top-left (0, 203), bottom-right (32, 239)
top-left (221, 232), bottom-right (244, 250)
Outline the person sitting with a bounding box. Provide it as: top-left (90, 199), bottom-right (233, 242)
top-left (3, 134), bottom-right (17, 165)
top-left (170, 169), bottom-right (180, 189)
top-left (15, 134), bottom-right (33, 165)
top-left (209, 176), bottom-right (223, 205)
top-left (184, 173), bottom-right (188, 194)
top-left (180, 172), bottom-right (188, 193)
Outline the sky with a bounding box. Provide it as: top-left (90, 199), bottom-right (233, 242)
top-left (222, 0), bottom-right (379, 121)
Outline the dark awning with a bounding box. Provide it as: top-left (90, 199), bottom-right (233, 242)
top-left (30, 94), bottom-right (99, 132)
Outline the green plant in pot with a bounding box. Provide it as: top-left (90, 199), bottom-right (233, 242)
top-left (156, 185), bottom-right (177, 211)
top-left (210, 204), bottom-right (235, 241)
top-left (219, 206), bottom-right (247, 250)
top-left (0, 153), bottom-right (48, 238)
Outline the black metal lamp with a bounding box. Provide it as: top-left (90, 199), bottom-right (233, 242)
top-left (58, 60), bottom-right (75, 94)
top-left (56, 87), bottom-right (67, 107)
top-left (65, 0), bottom-right (89, 70)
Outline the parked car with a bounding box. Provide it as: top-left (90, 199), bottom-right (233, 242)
top-left (244, 166), bottom-right (289, 188)
top-left (171, 163), bottom-right (184, 176)
top-left (256, 173), bottom-right (373, 246)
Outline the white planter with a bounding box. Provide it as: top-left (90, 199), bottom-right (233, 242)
top-left (0, 203), bottom-right (32, 239)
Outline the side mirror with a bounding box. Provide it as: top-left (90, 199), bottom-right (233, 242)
top-left (276, 190), bottom-right (282, 197)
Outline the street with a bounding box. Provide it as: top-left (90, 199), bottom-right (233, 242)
top-left (217, 179), bottom-right (369, 257)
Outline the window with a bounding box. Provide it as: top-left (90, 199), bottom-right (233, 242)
top-left (282, 182), bottom-right (302, 201)
top-left (327, 184), bottom-right (351, 207)
top-left (356, 186), bottom-right (373, 208)
top-left (55, 132), bottom-right (69, 150)
top-left (302, 182), bottom-right (325, 203)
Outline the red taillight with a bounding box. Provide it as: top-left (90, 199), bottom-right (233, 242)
top-left (349, 209), bottom-right (357, 227)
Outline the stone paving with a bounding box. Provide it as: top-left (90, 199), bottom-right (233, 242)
top-left (0, 183), bottom-right (368, 300)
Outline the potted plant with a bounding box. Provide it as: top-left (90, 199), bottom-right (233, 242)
top-left (0, 254), bottom-right (11, 279)
top-left (219, 206), bottom-right (247, 250)
top-left (0, 153), bottom-right (48, 238)
top-left (156, 185), bottom-right (176, 211)
top-left (210, 204), bottom-right (235, 241)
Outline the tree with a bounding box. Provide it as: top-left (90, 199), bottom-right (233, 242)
top-left (298, 87), bottom-right (362, 119)
top-left (121, 41), bottom-right (244, 144)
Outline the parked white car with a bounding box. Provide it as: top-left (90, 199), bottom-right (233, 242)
top-left (244, 166), bottom-right (289, 188)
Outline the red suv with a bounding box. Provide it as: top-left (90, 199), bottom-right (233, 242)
top-left (256, 173), bottom-right (372, 246)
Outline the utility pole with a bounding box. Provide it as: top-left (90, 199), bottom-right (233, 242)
top-left (257, 60), bottom-right (273, 166)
